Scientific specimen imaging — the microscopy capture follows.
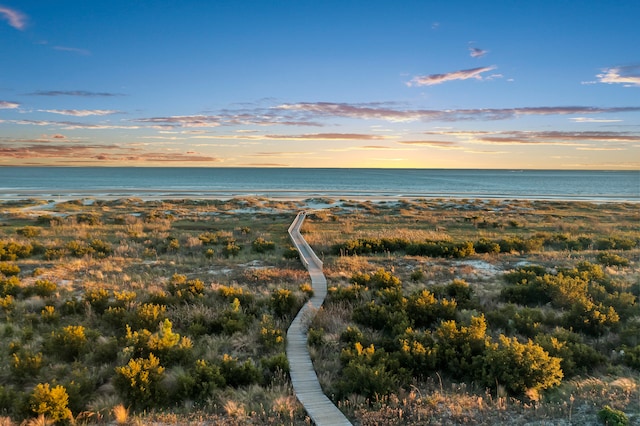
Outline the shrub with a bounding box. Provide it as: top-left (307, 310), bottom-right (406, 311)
top-left (222, 242), bottom-right (241, 257)
top-left (16, 226), bottom-right (41, 238)
top-left (252, 237), bottom-right (275, 253)
top-left (482, 335), bottom-right (563, 395)
top-left (0, 276), bottom-right (20, 297)
top-left (270, 288), bottom-right (297, 318)
top-left (133, 303), bottom-right (167, 329)
top-left (167, 274), bottom-right (205, 300)
top-left (12, 350), bottom-right (44, 379)
top-left (596, 252), bottom-right (630, 267)
top-left (114, 353), bottom-right (166, 410)
top-left (435, 315), bottom-right (491, 381)
top-left (0, 262), bottom-right (20, 277)
top-left (336, 342), bottom-right (398, 399)
top-left (259, 315), bottom-right (285, 350)
top-left (50, 325), bottom-right (88, 361)
top-left (29, 383), bottom-right (72, 423)
top-left (26, 279), bottom-right (57, 298)
top-left (598, 405), bottom-right (629, 426)
top-left (219, 354), bottom-right (261, 387)
top-left (283, 246), bottom-right (299, 260)
top-left (177, 359), bottom-right (225, 403)
top-left (84, 287), bottom-right (110, 314)
top-left (65, 240), bottom-right (93, 257)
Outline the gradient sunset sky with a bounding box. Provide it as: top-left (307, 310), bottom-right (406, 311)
top-left (1, 1), bottom-right (639, 169)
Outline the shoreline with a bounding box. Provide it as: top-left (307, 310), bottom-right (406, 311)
top-left (0, 189), bottom-right (637, 203)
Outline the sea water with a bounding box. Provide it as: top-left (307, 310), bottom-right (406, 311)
top-left (0, 167), bottom-right (637, 201)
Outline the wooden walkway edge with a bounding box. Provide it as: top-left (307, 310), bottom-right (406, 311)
top-left (287, 212), bottom-right (353, 426)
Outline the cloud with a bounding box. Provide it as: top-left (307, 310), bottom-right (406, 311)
top-left (27, 90), bottom-right (124, 97)
top-left (0, 101), bottom-right (19, 109)
top-left (596, 65), bottom-right (640, 87)
top-left (467, 130), bottom-right (639, 147)
top-left (275, 102), bottom-right (640, 123)
top-left (41, 109), bottom-right (119, 117)
top-left (264, 133), bottom-right (386, 140)
top-left (136, 115), bottom-right (222, 128)
top-left (407, 66), bottom-right (497, 86)
top-left (53, 46), bottom-right (91, 55)
top-left (399, 140), bottom-right (461, 149)
top-left (570, 117), bottom-right (623, 123)
top-left (469, 47), bottom-right (488, 58)
top-left (0, 142), bottom-right (220, 163)
top-left (0, 5), bottom-right (26, 30)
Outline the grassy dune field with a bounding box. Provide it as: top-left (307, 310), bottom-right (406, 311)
top-left (0, 197), bottom-right (638, 425)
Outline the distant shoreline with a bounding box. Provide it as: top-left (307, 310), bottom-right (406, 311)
top-left (0, 190), bottom-right (637, 203)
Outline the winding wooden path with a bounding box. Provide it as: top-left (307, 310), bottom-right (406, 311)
top-left (287, 212), bottom-right (352, 426)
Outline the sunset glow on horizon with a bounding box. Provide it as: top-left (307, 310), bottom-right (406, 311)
top-left (1, 1), bottom-right (639, 169)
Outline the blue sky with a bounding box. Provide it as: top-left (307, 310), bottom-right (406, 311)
top-left (1, 0), bottom-right (639, 168)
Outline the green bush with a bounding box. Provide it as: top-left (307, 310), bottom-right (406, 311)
top-left (596, 252), bottom-right (630, 267)
top-left (598, 405), bottom-right (629, 426)
top-left (167, 274), bottom-right (205, 300)
top-left (336, 342), bottom-right (398, 399)
top-left (84, 287), bottom-right (110, 314)
top-left (114, 353), bottom-right (167, 410)
top-left (177, 359), bottom-right (225, 403)
top-left (222, 241), bottom-right (241, 257)
top-left (16, 226), bottom-right (41, 238)
top-left (219, 354), bottom-right (261, 387)
top-left (252, 237), bottom-right (276, 253)
top-left (270, 288), bottom-right (297, 318)
top-left (0, 275), bottom-right (20, 297)
top-left (482, 335), bottom-right (563, 395)
top-left (50, 325), bottom-right (88, 361)
top-left (29, 383), bottom-right (72, 423)
top-left (25, 279), bottom-right (58, 298)
top-left (0, 262), bottom-right (20, 276)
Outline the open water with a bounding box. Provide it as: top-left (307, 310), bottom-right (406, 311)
top-left (0, 167), bottom-right (637, 201)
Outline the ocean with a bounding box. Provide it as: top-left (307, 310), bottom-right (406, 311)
top-left (0, 167), bottom-right (638, 202)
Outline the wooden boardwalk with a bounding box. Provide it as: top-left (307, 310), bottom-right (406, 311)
top-left (287, 212), bottom-right (353, 426)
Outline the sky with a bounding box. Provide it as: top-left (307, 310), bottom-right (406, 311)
top-left (1, 0), bottom-right (639, 169)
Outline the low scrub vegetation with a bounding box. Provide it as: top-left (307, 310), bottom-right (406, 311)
top-left (0, 197), bottom-right (637, 425)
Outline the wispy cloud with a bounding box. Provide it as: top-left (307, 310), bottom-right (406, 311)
top-left (0, 143), bottom-right (220, 163)
top-left (0, 5), bottom-right (26, 30)
top-left (28, 90), bottom-right (124, 97)
top-left (570, 117), bottom-right (623, 123)
top-left (470, 130), bottom-right (639, 145)
top-left (275, 102), bottom-right (640, 123)
top-left (53, 46), bottom-right (91, 55)
top-left (264, 133), bottom-right (386, 141)
top-left (596, 65), bottom-right (640, 87)
top-left (41, 109), bottom-right (119, 117)
top-left (407, 66), bottom-right (497, 86)
top-left (469, 47), bottom-right (488, 58)
top-left (0, 101), bottom-right (19, 109)
top-left (399, 140), bottom-right (461, 149)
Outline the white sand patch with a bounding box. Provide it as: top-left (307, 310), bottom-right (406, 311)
top-left (455, 260), bottom-right (502, 278)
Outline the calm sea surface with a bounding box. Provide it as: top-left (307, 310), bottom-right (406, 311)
top-left (0, 168), bottom-right (638, 201)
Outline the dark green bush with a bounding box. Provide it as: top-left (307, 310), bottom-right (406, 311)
top-left (482, 335), bottom-right (563, 395)
top-left (252, 237), bottom-right (276, 253)
top-left (219, 354), bottom-right (261, 387)
top-left (598, 405), bottom-right (629, 426)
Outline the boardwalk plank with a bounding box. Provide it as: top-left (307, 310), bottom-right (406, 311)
top-left (287, 212), bottom-right (353, 426)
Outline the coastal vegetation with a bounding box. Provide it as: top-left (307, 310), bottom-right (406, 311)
top-left (0, 197), bottom-right (638, 425)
